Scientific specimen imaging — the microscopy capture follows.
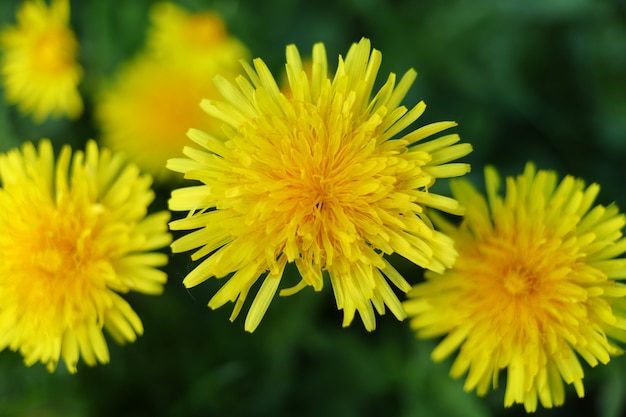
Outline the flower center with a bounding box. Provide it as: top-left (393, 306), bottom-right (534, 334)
top-left (0, 199), bottom-right (106, 338)
top-left (502, 264), bottom-right (538, 295)
top-left (310, 174), bottom-right (332, 208)
top-left (21, 202), bottom-right (99, 283)
top-left (34, 29), bottom-right (77, 74)
top-left (187, 14), bottom-right (226, 46)
top-left (140, 75), bottom-right (206, 146)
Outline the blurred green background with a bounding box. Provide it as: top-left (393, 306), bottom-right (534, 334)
top-left (1, 0), bottom-right (626, 416)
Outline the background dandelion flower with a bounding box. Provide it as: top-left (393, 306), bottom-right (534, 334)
top-left (0, 139), bottom-right (171, 373)
top-left (146, 1), bottom-right (248, 71)
top-left (168, 38), bottom-right (472, 332)
top-left (95, 2), bottom-right (248, 180)
top-left (0, 0), bottom-right (83, 122)
top-left (404, 163), bottom-right (626, 412)
top-left (96, 58), bottom-right (233, 181)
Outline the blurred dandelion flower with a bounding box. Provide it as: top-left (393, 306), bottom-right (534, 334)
top-left (0, 140), bottom-right (171, 373)
top-left (404, 163), bottom-right (626, 412)
top-left (168, 38), bottom-right (472, 332)
top-left (96, 58), bottom-right (232, 180)
top-left (146, 2), bottom-right (248, 71)
top-left (96, 3), bottom-right (247, 180)
top-left (0, 0), bottom-right (83, 122)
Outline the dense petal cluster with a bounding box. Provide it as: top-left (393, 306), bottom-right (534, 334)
top-left (96, 2), bottom-right (248, 180)
top-left (168, 38), bottom-right (472, 332)
top-left (0, 140), bottom-right (171, 373)
top-left (404, 163), bottom-right (626, 412)
top-left (0, 0), bottom-right (83, 121)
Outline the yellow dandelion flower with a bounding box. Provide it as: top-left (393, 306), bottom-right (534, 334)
top-left (168, 38), bottom-right (472, 332)
top-left (0, 0), bottom-right (83, 122)
top-left (95, 2), bottom-right (247, 181)
top-left (96, 57), bottom-right (231, 180)
top-left (0, 139), bottom-right (171, 373)
top-left (146, 2), bottom-right (248, 71)
top-left (404, 163), bottom-right (626, 412)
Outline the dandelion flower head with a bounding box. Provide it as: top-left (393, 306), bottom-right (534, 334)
top-left (168, 38), bottom-right (472, 332)
top-left (146, 2), bottom-right (248, 71)
top-left (404, 163), bottom-right (626, 412)
top-left (0, 140), bottom-right (171, 373)
top-left (96, 57), bottom-right (230, 180)
top-left (0, 0), bottom-right (83, 122)
top-left (96, 2), bottom-right (248, 180)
